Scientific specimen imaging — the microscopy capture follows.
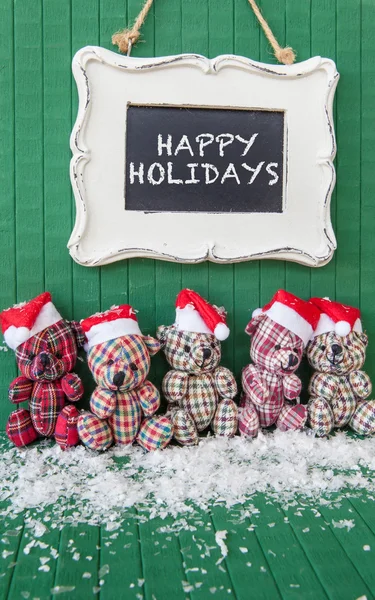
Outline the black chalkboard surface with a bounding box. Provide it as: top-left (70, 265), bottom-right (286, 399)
top-left (125, 105), bottom-right (285, 213)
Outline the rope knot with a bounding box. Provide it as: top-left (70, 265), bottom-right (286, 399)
top-left (275, 46), bottom-right (296, 66)
top-left (112, 29), bottom-right (141, 54)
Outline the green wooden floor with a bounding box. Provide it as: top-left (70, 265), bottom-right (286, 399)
top-left (1, 446), bottom-right (375, 599)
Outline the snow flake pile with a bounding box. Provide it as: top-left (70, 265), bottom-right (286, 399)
top-left (0, 429), bottom-right (375, 526)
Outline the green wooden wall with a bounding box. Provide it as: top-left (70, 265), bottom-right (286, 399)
top-left (0, 0), bottom-right (374, 425)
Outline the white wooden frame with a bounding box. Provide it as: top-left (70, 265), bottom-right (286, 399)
top-left (69, 46), bottom-right (339, 267)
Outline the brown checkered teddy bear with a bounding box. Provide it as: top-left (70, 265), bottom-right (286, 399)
top-left (77, 304), bottom-right (173, 452)
top-left (157, 289), bottom-right (238, 446)
top-left (306, 297), bottom-right (375, 436)
top-left (239, 290), bottom-right (320, 438)
top-left (0, 292), bottom-right (86, 449)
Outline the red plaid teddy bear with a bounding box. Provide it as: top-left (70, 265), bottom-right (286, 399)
top-left (157, 289), bottom-right (238, 446)
top-left (307, 297), bottom-right (375, 436)
top-left (239, 290), bottom-right (320, 437)
top-left (0, 292), bottom-right (86, 449)
top-left (77, 304), bottom-right (173, 452)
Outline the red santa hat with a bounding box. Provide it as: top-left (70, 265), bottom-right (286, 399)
top-left (252, 289), bottom-right (320, 347)
top-left (81, 304), bottom-right (142, 349)
top-left (0, 292), bottom-right (62, 350)
top-left (175, 289), bottom-right (230, 341)
top-left (309, 297), bottom-right (362, 337)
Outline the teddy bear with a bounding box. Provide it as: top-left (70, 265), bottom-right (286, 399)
top-left (306, 297), bottom-right (375, 436)
top-left (156, 289), bottom-right (238, 446)
top-left (76, 304), bottom-right (173, 452)
top-left (0, 292), bottom-right (86, 449)
top-left (238, 290), bottom-right (321, 438)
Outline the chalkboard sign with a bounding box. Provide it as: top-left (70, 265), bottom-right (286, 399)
top-left (125, 106), bottom-right (284, 213)
top-left (69, 48), bottom-right (339, 267)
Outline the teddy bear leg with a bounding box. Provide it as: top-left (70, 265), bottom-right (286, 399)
top-left (136, 416), bottom-right (173, 451)
top-left (172, 409), bottom-right (199, 446)
top-left (349, 400), bottom-right (375, 436)
top-left (212, 399), bottom-right (238, 437)
top-left (6, 409), bottom-right (39, 447)
top-left (77, 412), bottom-right (113, 451)
top-left (238, 401), bottom-right (260, 438)
top-left (54, 405), bottom-right (80, 451)
top-left (277, 403), bottom-right (307, 432)
top-left (307, 397), bottom-right (334, 437)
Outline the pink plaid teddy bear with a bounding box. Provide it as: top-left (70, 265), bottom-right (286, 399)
top-left (307, 297), bottom-right (375, 436)
top-left (77, 304), bottom-right (173, 452)
top-left (239, 290), bottom-right (320, 437)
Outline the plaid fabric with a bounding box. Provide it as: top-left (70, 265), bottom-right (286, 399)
top-left (182, 373), bottom-right (217, 432)
top-left (30, 381), bottom-right (65, 437)
top-left (249, 317), bottom-right (304, 375)
top-left (350, 400), bottom-right (375, 435)
top-left (61, 373), bottom-right (84, 402)
top-left (308, 397), bottom-right (334, 437)
top-left (238, 404), bottom-right (260, 438)
top-left (277, 403), bottom-right (307, 432)
top-left (157, 325), bottom-right (221, 375)
top-left (331, 379), bottom-right (356, 426)
top-left (6, 409), bottom-right (38, 447)
top-left (54, 405), bottom-right (79, 450)
top-left (137, 416), bottom-right (173, 451)
top-left (242, 367), bottom-right (284, 427)
top-left (108, 390), bottom-right (141, 445)
top-left (87, 336), bottom-right (151, 391)
top-left (306, 331), bottom-right (367, 376)
top-left (78, 412), bottom-right (113, 451)
top-left (172, 409), bottom-right (198, 446)
top-left (212, 399), bottom-right (238, 437)
top-left (214, 367), bottom-right (237, 400)
top-left (16, 320), bottom-right (79, 381)
top-left (8, 376), bottom-right (33, 404)
top-left (138, 381), bottom-right (160, 416)
top-left (349, 370), bottom-right (372, 399)
top-left (90, 387), bottom-right (117, 419)
top-left (308, 372), bottom-right (337, 401)
top-left (162, 370), bottom-right (188, 403)
top-left (283, 374), bottom-right (302, 400)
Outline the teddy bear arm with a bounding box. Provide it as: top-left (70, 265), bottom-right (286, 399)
top-left (283, 374), bottom-right (302, 400)
top-left (137, 380), bottom-right (161, 416)
top-left (90, 387), bottom-right (117, 419)
top-left (214, 366), bottom-right (238, 399)
top-left (308, 372), bottom-right (336, 402)
top-left (162, 370), bottom-right (188, 404)
top-left (61, 373), bottom-right (84, 402)
top-left (242, 364), bottom-right (268, 405)
top-left (349, 370), bottom-right (372, 399)
top-left (8, 376), bottom-right (33, 404)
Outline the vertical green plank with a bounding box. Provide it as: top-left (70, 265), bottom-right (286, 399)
top-left (360, 0), bottom-right (375, 386)
top-left (71, 0), bottom-right (101, 322)
top-left (0, 516), bottom-right (24, 599)
top-left (335, 0), bottom-right (361, 307)
top-left (284, 0), bottom-right (311, 301)
top-left (14, 0), bottom-right (44, 299)
top-left (233, 0), bottom-right (261, 376)
top-left (181, 0), bottom-right (209, 298)
top-left (0, 0), bottom-right (17, 420)
top-left (259, 0), bottom-right (286, 304)
top-left (43, 0), bottom-right (73, 315)
top-left (310, 0), bottom-right (337, 300)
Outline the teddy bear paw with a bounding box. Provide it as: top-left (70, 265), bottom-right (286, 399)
top-left (137, 416), bottom-right (173, 451)
top-left (212, 399), bottom-right (238, 437)
top-left (55, 405), bottom-right (80, 450)
top-left (6, 409), bottom-right (38, 447)
top-left (350, 400), bottom-right (375, 436)
top-left (277, 403), bottom-right (307, 432)
top-left (77, 412), bottom-right (113, 451)
top-left (172, 410), bottom-right (199, 446)
top-left (308, 397), bottom-right (334, 437)
top-left (238, 404), bottom-right (260, 438)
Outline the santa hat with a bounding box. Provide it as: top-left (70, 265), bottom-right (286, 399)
top-left (309, 297), bottom-right (362, 337)
top-left (0, 292), bottom-right (62, 350)
top-left (252, 290), bottom-right (320, 347)
top-left (81, 304), bottom-right (142, 349)
top-left (175, 289), bottom-right (230, 341)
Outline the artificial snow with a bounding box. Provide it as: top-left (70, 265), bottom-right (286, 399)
top-left (0, 430), bottom-right (375, 527)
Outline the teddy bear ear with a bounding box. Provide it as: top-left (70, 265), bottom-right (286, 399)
top-left (143, 335), bottom-right (161, 356)
top-left (156, 325), bottom-right (170, 348)
top-left (245, 312), bottom-right (265, 336)
top-left (69, 320), bottom-right (87, 349)
top-left (358, 331), bottom-right (369, 347)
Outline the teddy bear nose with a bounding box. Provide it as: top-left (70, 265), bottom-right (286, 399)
top-left (331, 344), bottom-right (343, 356)
top-left (202, 348), bottom-right (212, 360)
top-left (113, 371), bottom-right (125, 387)
top-left (40, 353), bottom-right (50, 367)
top-left (288, 354), bottom-right (299, 367)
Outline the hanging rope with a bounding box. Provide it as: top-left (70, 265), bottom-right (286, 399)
top-left (112, 0), bottom-right (296, 65)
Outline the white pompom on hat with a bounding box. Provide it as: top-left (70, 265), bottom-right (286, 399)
top-left (251, 289), bottom-right (321, 347)
top-left (309, 297), bottom-right (362, 338)
top-left (81, 305), bottom-right (142, 350)
top-left (175, 289), bottom-right (230, 341)
top-left (0, 292), bottom-right (62, 350)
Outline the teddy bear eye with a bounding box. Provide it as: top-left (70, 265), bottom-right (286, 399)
top-left (210, 342), bottom-right (216, 349)
top-left (130, 362), bottom-right (138, 371)
top-left (55, 352), bottom-right (62, 359)
top-left (293, 348), bottom-right (298, 353)
top-left (184, 345), bottom-right (191, 353)
top-left (275, 344), bottom-right (281, 351)
top-left (28, 353), bottom-right (35, 360)
top-left (320, 345), bottom-right (326, 351)
top-left (107, 359), bottom-right (114, 366)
